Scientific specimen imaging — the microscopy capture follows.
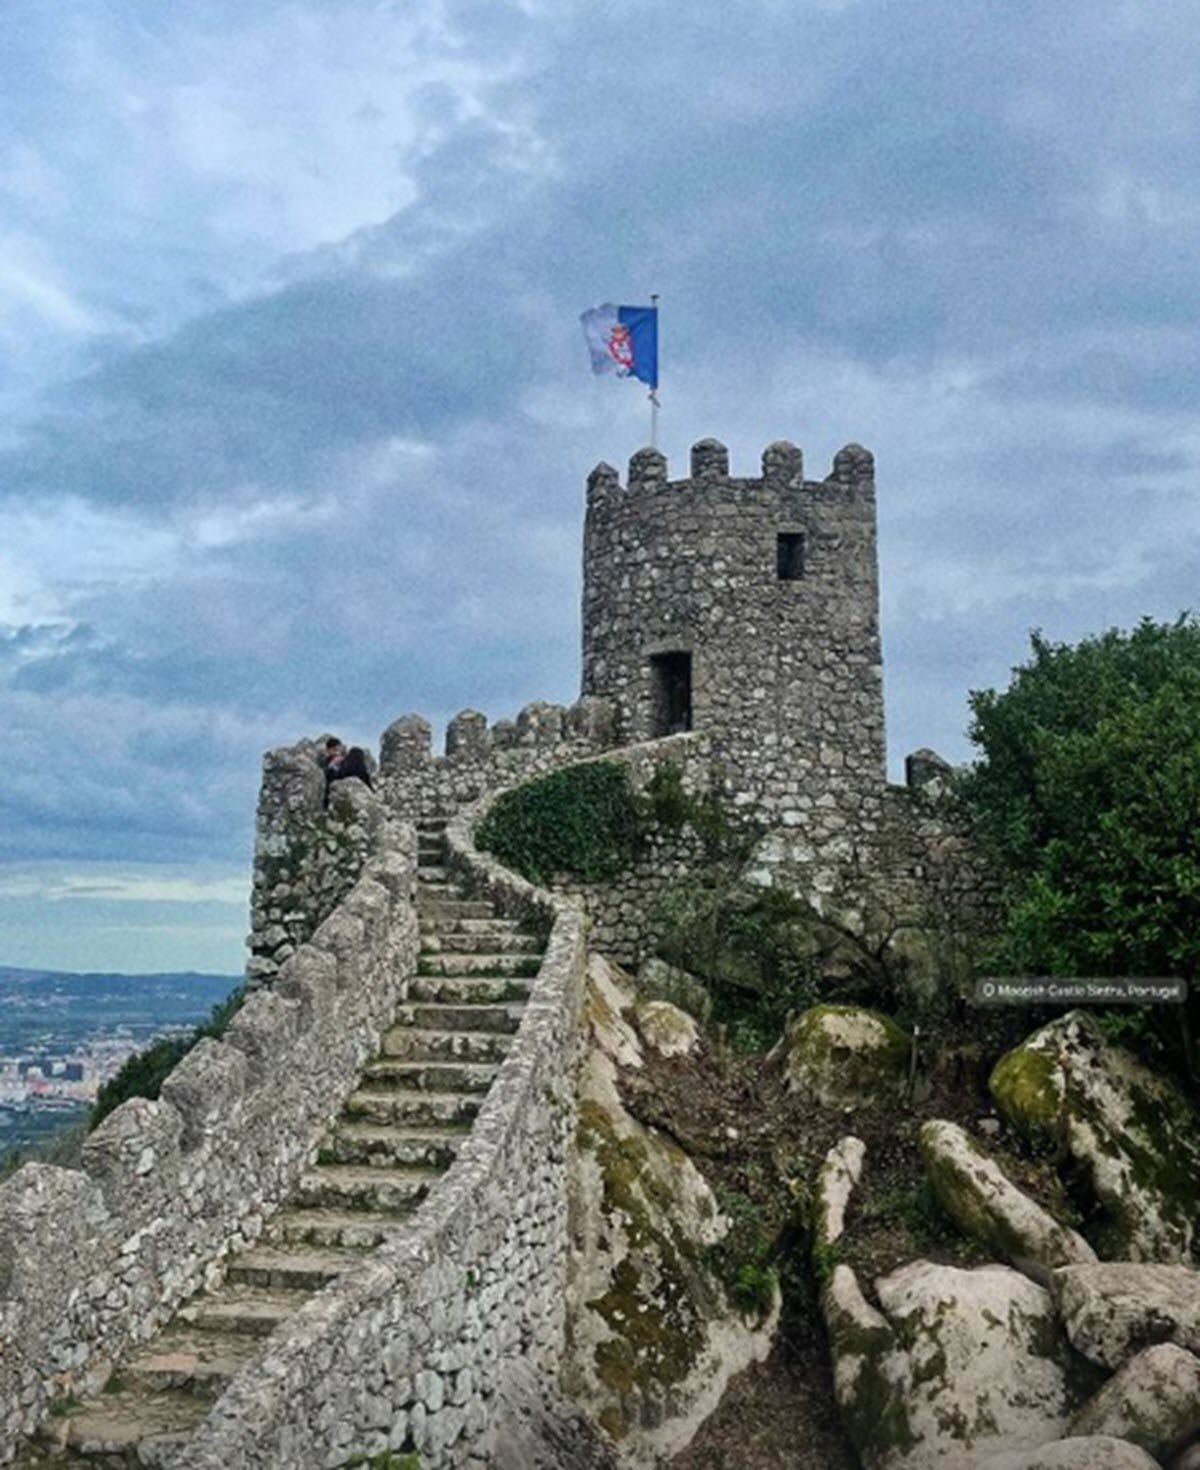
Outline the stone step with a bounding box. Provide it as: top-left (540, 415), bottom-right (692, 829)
top-left (418, 897), bottom-right (495, 922)
top-left (123, 1324), bottom-right (261, 1398)
top-left (416, 818), bottom-right (448, 832)
top-left (329, 1122), bottom-right (466, 1170)
top-left (391, 1002), bottom-right (524, 1035)
top-left (409, 974), bottom-right (533, 1005)
top-left (293, 1164), bottom-right (440, 1214)
top-left (265, 1206), bottom-right (409, 1250)
top-left (420, 929), bottom-right (540, 955)
top-left (379, 1025), bottom-right (515, 1063)
top-left (417, 865), bottom-right (451, 884)
top-left (417, 951), bottom-right (539, 977)
top-left (34, 1388), bottom-right (208, 1467)
top-left (341, 1088), bottom-right (480, 1128)
top-left (177, 1282), bottom-right (308, 1339)
top-left (442, 916), bottom-right (522, 935)
top-left (224, 1243), bottom-right (363, 1291)
top-left (360, 1058), bottom-right (500, 1093)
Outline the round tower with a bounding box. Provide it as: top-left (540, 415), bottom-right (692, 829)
top-left (581, 437), bottom-right (886, 826)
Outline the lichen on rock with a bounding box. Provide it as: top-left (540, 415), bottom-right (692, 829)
top-left (635, 1001), bottom-right (700, 1059)
top-left (783, 1004), bottom-right (910, 1109)
top-left (566, 955), bottom-right (776, 1464)
top-left (919, 1119), bottom-right (1094, 1273)
top-left (1052, 1262), bottom-right (1200, 1370)
top-left (990, 1012), bottom-right (1200, 1262)
top-left (822, 1258), bottom-right (1076, 1469)
top-left (976, 1437), bottom-right (1163, 1469)
top-left (1068, 1342), bottom-right (1200, 1462)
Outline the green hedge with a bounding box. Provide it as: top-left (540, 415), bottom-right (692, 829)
top-left (476, 761), bottom-right (645, 884)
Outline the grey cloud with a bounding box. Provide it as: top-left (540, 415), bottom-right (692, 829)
top-left (4, 0), bottom-right (1200, 881)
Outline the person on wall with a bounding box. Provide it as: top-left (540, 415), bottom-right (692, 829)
top-left (320, 736), bottom-right (374, 807)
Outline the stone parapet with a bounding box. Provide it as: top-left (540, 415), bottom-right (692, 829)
top-left (0, 780), bottom-right (418, 1461)
top-left (247, 743), bottom-right (385, 985)
top-left (379, 697), bottom-right (618, 822)
top-left (173, 794), bottom-right (596, 1470)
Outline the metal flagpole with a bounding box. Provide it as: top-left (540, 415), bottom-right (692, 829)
top-left (649, 292), bottom-right (660, 448)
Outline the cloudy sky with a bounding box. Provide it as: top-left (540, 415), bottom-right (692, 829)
top-left (1, 0), bottom-right (1197, 974)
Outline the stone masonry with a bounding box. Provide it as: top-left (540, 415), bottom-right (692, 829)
top-left (583, 440), bottom-right (885, 841)
top-left (0, 435), bottom-right (973, 1467)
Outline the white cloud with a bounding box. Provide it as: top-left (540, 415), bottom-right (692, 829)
top-left (0, 865), bottom-right (245, 906)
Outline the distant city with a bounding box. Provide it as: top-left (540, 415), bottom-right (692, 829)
top-left (0, 967), bottom-right (241, 1163)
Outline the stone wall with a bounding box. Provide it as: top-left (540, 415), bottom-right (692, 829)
top-left (0, 776), bottom-right (418, 1463)
top-left (174, 796), bottom-right (605, 1470)
top-left (547, 734), bottom-right (723, 968)
top-left (379, 696), bottom-right (618, 822)
top-left (748, 761), bottom-right (992, 942)
top-left (247, 740), bottom-right (382, 986)
top-left (582, 440), bottom-right (885, 857)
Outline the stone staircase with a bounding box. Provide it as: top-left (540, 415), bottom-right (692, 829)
top-left (16, 819), bottom-right (541, 1468)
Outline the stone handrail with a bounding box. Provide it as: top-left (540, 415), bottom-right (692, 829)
top-left (174, 791), bottom-right (594, 1470)
top-left (0, 778), bottom-right (418, 1461)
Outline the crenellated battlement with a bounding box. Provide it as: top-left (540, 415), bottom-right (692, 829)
top-left (585, 437), bottom-right (874, 500)
top-left (0, 776), bottom-right (419, 1454)
top-left (379, 695), bottom-right (618, 821)
top-left (582, 432), bottom-right (885, 795)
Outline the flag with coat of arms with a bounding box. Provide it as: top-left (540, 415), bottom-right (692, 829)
top-left (580, 303), bottom-right (658, 389)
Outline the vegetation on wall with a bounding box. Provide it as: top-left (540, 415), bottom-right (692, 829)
top-left (89, 985), bottom-right (245, 1130)
top-left (475, 758), bottom-right (746, 886)
top-left (958, 616), bottom-right (1200, 1075)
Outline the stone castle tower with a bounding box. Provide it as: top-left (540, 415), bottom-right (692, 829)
top-left (582, 437), bottom-right (886, 831)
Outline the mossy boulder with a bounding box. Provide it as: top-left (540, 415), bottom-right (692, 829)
top-left (920, 1120), bottom-right (1095, 1272)
top-left (1069, 1343), bottom-right (1200, 1461)
top-left (990, 1012), bottom-right (1200, 1262)
top-left (812, 1136), bottom-right (867, 1254)
top-left (635, 1001), bottom-right (700, 1058)
top-left (823, 1259), bottom-right (1076, 1469)
top-left (1052, 1263), bottom-right (1200, 1370)
top-left (784, 1004), bottom-right (910, 1108)
top-left (566, 955), bottom-right (776, 1463)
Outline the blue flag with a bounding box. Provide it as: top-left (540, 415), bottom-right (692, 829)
top-left (580, 303), bottom-right (658, 390)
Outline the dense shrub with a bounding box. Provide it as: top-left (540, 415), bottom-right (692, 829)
top-left (959, 616), bottom-right (1200, 1075)
top-left (475, 758), bottom-right (745, 886)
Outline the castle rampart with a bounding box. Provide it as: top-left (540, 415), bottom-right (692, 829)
top-left (246, 741), bottom-right (382, 985)
top-left (0, 779), bottom-right (419, 1460)
top-left (1, 433), bottom-right (976, 1467)
top-left (379, 696), bottom-right (617, 822)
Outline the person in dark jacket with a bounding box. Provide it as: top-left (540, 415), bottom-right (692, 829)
top-left (320, 737), bottom-right (374, 807)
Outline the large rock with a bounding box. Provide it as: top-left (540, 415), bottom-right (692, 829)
top-left (635, 1001), bottom-right (700, 1058)
top-left (566, 955), bottom-right (776, 1464)
top-left (822, 1259), bottom-right (1074, 1468)
top-left (812, 1137), bottom-right (867, 1254)
top-left (977, 1439), bottom-right (1161, 1469)
top-left (783, 1004), bottom-right (910, 1108)
top-left (990, 1011), bottom-right (1200, 1262)
top-left (920, 1120), bottom-right (1095, 1273)
top-left (1069, 1343), bottom-right (1200, 1461)
top-left (1054, 1263), bottom-right (1200, 1370)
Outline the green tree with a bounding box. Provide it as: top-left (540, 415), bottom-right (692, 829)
top-left (960, 616), bottom-right (1200, 1076)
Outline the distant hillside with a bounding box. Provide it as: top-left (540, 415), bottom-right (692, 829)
top-left (0, 967), bottom-right (241, 1047)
